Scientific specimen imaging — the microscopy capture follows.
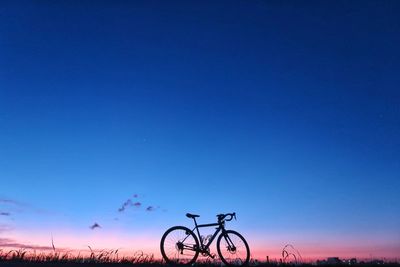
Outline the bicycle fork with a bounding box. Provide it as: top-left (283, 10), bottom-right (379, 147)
top-left (223, 234), bottom-right (237, 253)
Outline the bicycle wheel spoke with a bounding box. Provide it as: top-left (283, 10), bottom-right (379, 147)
top-left (161, 226), bottom-right (199, 265)
top-left (217, 231), bottom-right (249, 266)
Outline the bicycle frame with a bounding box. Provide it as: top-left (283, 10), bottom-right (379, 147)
top-left (183, 218), bottom-right (232, 253)
top-left (160, 213), bottom-right (250, 266)
top-left (195, 223), bottom-right (222, 250)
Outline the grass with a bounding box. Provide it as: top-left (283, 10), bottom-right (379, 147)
top-left (0, 248), bottom-right (157, 265)
top-left (0, 249), bottom-right (399, 267)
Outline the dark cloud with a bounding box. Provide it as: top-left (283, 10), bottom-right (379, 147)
top-left (0, 212), bottom-right (10, 216)
top-left (118, 199), bottom-right (132, 212)
top-left (146, 205), bottom-right (161, 212)
top-left (118, 195), bottom-right (141, 212)
top-left (90, 223), bottom-right (101, 230)
top-left (146, 206), bottom-right (154, 211)
top-left (117, 194), bottom-right (161, 214)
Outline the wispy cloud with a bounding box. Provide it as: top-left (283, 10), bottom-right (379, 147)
top-left (0, 238), bottom-right (14, 244)
top-left (117, 194), bottom-right (163, 216)
top-left (118, 194), bottom-right (141, 212)
top-left (0, 238), bottom-right (54, 250)
top-left (118, 201), bottom-right (127, 212)
top-left (118, 199), bottom-right (132, 212)
top-left (146, 205), bottom-right (161, 212)
top-left (0, 197), bottom-right (51, 215)
top-left (0, 224), bottom-right (13, 233)
top-left (89, 223), bottom-right (101, 230)
top-left (0, 212), bottom-right (10, 216)
top-left (0, 198), bottom-right (25, 207)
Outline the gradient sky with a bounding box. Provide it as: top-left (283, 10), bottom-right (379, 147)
top-left (1, 0), bottom-right (400, 261)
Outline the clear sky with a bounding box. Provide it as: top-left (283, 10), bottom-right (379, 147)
top-left (1, 0), bottom-right (399, 261)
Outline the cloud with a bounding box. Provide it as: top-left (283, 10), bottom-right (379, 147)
top-left (118, 195), bottom-right (141, 212)
top-left (0, 197), bottom-right (51, 215)
top-left (90, 223), bottom-right (101, 230)
top-left (118, 199), bottom-right (133, 212)
top-left (0, 238), bottom-right (54, 250)
top-left (0, 198), bottom-right (24, 207)
top-left (0, 238), bottom-right (14, 244)
top-left (117, 194), bottom-right (161, 214)
top-left (146, 206), bottom-right (154, 211)
top-left (0, 212), bottom-right (10, 216)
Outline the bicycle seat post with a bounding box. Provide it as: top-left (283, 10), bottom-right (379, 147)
top-left (192, 217), bottom-right (198, 228)
top-left (186, 213), bottom-right (200, 227)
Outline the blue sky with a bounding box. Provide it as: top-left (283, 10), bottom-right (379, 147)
top-left (1, 0), bottom-right (400, 259)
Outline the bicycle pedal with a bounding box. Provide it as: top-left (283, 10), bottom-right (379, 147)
top-left (210, 253), bottom-right (216, 259)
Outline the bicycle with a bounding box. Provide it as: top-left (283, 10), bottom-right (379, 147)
top-left (160, 212), bottom-right (250, 266)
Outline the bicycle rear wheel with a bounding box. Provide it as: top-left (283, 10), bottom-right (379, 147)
top-left (217, 230), bottom-right (250, 266)
top-left (160, 226), bottom-right (200, 264)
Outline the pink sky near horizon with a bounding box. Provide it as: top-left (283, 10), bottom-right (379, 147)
top-left (2, 230), bottom-right (399, 262)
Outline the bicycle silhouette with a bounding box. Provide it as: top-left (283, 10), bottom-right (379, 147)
top-left (160, 212), bottom-right (250, 266)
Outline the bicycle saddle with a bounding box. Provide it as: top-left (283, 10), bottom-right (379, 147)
top-left (186, 213), bottom-right (200, 218)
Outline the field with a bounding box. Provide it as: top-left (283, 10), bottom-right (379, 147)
top-left (0, 249), bottom-right (399, 267)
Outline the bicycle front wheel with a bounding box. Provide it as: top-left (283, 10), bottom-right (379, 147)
top-left (217, 230), bottom-right (250, 266)
top-left (160, 226), bottom-right (200, 265)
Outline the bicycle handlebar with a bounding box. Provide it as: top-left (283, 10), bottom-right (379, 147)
top-left (217, 212), bottom-right (236, 222)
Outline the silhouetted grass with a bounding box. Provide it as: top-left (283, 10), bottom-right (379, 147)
top-left (0, 249), bottom-right (399, 267)
top-left (0, 248), bottom-right (157, 265)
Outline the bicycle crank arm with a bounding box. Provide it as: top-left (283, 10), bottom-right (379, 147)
top-left (201, 250), bottom-right (216, 259)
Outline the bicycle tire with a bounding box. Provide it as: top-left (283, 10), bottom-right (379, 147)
top-left (160, 226), bottom-right (200, 265)
top-left (217, 230), bottom-right (250, 266)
